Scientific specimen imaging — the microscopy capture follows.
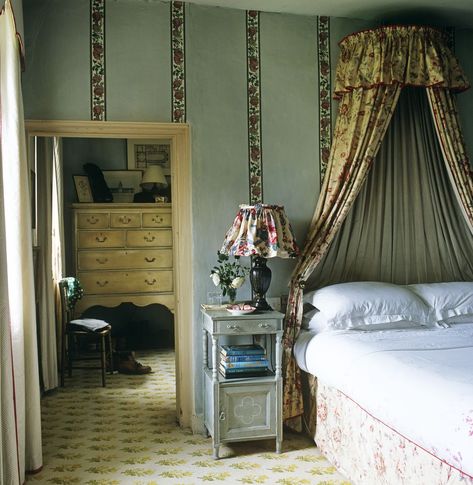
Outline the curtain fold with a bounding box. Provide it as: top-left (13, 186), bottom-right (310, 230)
top-left (310, 88), bottom-right (473, 288)
top-left (426, 88), bottom-right (473, 233)
top-left (282, 84), bottom-right (401, 421)
top-left (0, 0), bottom-right (42, 481)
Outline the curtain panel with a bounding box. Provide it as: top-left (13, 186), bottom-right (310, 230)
top-left (282, 24), bottom-right (472, 425)
top-left (0, 0), bottom-right (42, 481)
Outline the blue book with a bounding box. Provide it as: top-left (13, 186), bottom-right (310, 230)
top-left (221, 354), bottom-right (268, 363)
top-left (220, 344), bottom-right (265, 356)
top-left (222, 359), bottom-right (268, 369)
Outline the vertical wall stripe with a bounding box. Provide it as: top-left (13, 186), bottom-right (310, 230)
top-left (90, 0), bottom-right (106, 121)
top-left (171, 1), bottom-right (186, 123)
top-left (317, 16), bottom-right (331, 184)
top-left (246, 10), bottom-right (263, 204)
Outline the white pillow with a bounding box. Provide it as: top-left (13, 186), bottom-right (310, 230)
top-left (303, 281), bottom-right (433, 329)
top-left (408, 282), bottom-right (473, 320)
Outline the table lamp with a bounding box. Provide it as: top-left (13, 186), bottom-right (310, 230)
top-left (140, 165), bottom-right (168, 195)
top-left (220, 204), bottom-right (300, 311)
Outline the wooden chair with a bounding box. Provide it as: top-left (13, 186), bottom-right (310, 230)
top-left (59, 278), bottom-right (113, 387)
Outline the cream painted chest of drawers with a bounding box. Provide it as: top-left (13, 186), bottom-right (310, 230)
top-left (72, 203), bottom-right (174, 315)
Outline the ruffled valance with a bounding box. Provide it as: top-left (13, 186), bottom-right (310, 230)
top-left (334, 25), bottom-right (470, 99)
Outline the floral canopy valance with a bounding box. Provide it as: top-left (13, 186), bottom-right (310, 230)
top-left (334, 25), bottom-right (470, 99)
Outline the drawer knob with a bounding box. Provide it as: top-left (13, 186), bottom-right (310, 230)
top-left (96, 280), bottom-right (109, 287)
top-left (96, 257), bottom-right (108, 264)
top-left (145, 257), bottom-right (156, 263)
top-left (95, 235), bottom-right (108, 243)
top-left (119, 216), bottom-right (131, 224)
top-left (152, 216), bottom-right (164, 223)
top-left (219, 411), bottom-right (226, 421)
top-left (145, 278), bottom-right (157, 286)
top-left (258, 323), bottom-right (270, 328)
top-left (226, 324), bottom-right (240, 330)
top-left (87, 216), bottom-right (98, 224)
top-left (144, 234), bottom-right (156, 243)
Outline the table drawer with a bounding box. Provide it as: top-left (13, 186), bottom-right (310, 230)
top-left (110, 213), bottom-right (141, 228)
top-left (78, 248), bottom-right (173, 270)
top-left (78, 270), bottom-right (173, 294)
top-left (216, 318), bottom-right (281, 334)
top-left (77, 213), bottom-right (109, 229)
top-left (77, 230), bottom-right (125, 249)
top-left (142, 212), bottom-right (172, 228)
top-left (126, 229), bottom-right (172, 247)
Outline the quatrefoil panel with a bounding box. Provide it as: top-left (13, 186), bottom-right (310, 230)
top-left (234, 396), bottom-right (263, 425)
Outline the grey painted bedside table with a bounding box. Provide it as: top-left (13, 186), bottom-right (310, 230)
top-left (201, 307), bottom-right (284, 459)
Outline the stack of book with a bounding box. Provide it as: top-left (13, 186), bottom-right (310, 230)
top-left (219, 344), bottom-right (269, 378)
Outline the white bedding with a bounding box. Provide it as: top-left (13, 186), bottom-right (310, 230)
top-left (294, 323), bottom-right (473, 478)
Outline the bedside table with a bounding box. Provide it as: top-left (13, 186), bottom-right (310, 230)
top-left (201, 308), bottom-right (284, 459)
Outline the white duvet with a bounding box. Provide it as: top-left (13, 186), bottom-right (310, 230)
top-left (294, 323), bottom-right (473, 477)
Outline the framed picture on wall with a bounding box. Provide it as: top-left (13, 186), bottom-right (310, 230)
top-left (127, 139), bottom-right (170, 174)
top-left (102, 170), bottom-right (142, 202)
top-left (73, 175), bottom-right (94, 203)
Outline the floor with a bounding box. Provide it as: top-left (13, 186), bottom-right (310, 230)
top-left (27, 350), bottom-right (350, 484)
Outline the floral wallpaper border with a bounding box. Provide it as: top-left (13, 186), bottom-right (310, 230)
top-left (317, 16), bottom-right (331, 184)
top-left (171, 1), bottom-right (186, 123)
top-left (90, 0), bottom-right (106, 121)
top-left (247, 10), bottom-right (263, 204)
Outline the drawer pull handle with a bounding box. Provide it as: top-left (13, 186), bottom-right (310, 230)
top-left (226, 324), bottom-right (240, 330)
top-left (87, 216), bottom-right (99, 224)
top-left (119, 216), bottom-right (132, 224)
top-left (145, 278), bottom-right (157, 286)
top-left (96, 257), bottom-right (108, 264)
top-left (152, 216), bottom-right (164, 223)
top-left (219, 411), bottom-right (226, 421)
top-left (258, 323), bottom-right (270, 328)
top-left (145, 257), bottom-right (156, 263)
top-left (144, 235), bottom-right (156, 242)
top-left (95, 235), bottom-right (108, 243)
top-left (96, 280), bottom-right (109, 287)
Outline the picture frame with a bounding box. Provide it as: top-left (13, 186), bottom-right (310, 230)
top-left (127, 139), bottom-right (171, 174)
top-left (102, 170), bottom-right (143, 201)
top-left (73, 175), bottom-right (94, 203)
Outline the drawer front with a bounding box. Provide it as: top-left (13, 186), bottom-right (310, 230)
top-left (77, 213), bottom-right (109, 229)
top-left (110, 213), bottom-right (141, 228)
top-left (78, 270), bottom-right (173, 294)
top-left (126, 229), bottom-right (172, 248)
top-left (78, 249), bottom-right (173, 270)
top-left (77, 230), bottom-right (125, 249)
top-left (219, 382), bottom-right (276, 440)
top-left (216, 318), bottom-right (281, 334)
top-left (142, 212), bottom-right (172, 228)
top-left (75, 293), bottom-right (175, 315)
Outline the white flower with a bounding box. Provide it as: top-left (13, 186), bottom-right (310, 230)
top-left (231, 276), bottom-right (245, 289)
top-left (211, 273), bottom-right (220, 286)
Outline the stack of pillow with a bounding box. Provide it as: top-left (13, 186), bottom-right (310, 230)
top-left (302, 281), bottom-right (473, 333)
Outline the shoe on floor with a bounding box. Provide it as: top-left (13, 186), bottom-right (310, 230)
top-left (118, 354), bottom-right (152, 375)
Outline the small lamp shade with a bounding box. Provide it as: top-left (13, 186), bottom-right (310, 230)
top-left (220, 204), bottom-right (299, 259)
top-left (220, 204), bottom-right (300, 311)
top-left (141, 165), bottom-right (168, 191)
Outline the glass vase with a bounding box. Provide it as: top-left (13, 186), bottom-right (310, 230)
top-left (226, 287), bottom-right (237, 304)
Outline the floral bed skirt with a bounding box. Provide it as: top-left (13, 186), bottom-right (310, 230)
top-left (311, 379), bottom-right (473, 485)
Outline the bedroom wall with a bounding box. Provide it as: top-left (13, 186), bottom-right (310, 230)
top-left (21, 0), bottom-right (473, 423)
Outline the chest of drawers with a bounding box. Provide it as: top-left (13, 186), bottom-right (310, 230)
top-left (72, 203), bottom-right (174, 314)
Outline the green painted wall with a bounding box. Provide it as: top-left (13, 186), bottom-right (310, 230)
top-left (21, 0), bottom-right (473, 421)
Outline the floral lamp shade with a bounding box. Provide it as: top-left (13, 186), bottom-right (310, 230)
top-left (220, 204), bottom-right (300, 259)
top-left (220, 204), bottom-right (300, 311)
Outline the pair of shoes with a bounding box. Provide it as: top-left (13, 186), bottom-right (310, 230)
top-left (118, 356), bottom-right (152, 375)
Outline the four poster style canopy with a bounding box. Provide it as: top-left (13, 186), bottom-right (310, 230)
top-left (282, 25), bottom-right (473, 425)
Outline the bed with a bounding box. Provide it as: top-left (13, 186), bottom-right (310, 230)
top-left (293, 281), bottom-right (473, 485)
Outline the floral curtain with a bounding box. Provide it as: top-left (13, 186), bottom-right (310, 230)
top-left (282, 25), bottom-right (471, 425)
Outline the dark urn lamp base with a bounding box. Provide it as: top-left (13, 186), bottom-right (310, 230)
top-left (250, 256), bottom-right (273, 311)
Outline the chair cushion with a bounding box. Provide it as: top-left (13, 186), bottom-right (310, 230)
top-left (69, 318), bottom-right (110, 332)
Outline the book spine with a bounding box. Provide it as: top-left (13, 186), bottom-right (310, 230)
top-left (220, 349), bottom-right (266, 356)
top-left (222, 360), bottom-right (268, 369)
top-left (221, 354), bottom-right (267, 363)
top-left (219, 365), bottom-right (267, 374)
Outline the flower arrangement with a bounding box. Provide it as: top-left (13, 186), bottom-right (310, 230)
top-left (210, 251), bottom-right (249, 303)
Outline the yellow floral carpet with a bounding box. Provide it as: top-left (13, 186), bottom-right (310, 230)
top-left (27, 350), bottom-right (350, 485)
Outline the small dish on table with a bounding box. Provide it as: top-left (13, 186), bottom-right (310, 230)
top-left (226, 303), bottom-right (256, 315)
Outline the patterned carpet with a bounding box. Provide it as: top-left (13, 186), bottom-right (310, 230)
top-left (27, 350), bottom-right (350, 485)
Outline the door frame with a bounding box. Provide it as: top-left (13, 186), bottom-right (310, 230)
top-left (26, 120), bottom-right (194, 428)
